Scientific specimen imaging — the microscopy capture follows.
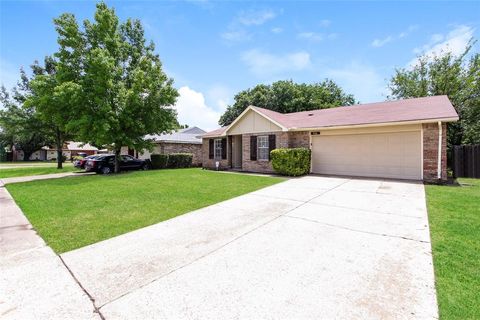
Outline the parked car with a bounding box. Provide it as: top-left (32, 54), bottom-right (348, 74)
top-left (74, 155), bottom-right (100, 169)
top-left (85, 154), bottom-right (151, 174)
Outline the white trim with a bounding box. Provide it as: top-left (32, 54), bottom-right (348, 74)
top-left (288, 117), bottom-right (459, 132)
top-left (225, 106), bottom-right (288, 136)
top-left (437, 121), bottom-right (442, 179)
top-left (420, 125), bottom-right (424, 180)
top-left (309, 132), bottom-right (313, 173)
top-left (214, 138), bottom-right (222, 160)
top-left (257, 135), bottom-right (269, 161)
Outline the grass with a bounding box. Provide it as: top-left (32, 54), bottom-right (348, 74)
top-left (425, 178), bottom-right (480, 319)
top-left (6, 168), bottom-right (284, 253)
top-left (0, 163), bottom-right (78, 178)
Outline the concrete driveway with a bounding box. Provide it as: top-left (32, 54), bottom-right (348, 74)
top-left (61, 175), bottom-right (437, 319)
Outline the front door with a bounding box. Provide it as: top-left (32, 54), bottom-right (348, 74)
top-left (232, 135), bottom-right (242, 169)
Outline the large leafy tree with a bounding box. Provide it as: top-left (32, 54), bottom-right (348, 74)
top-left (219, 80), bottom-right (356, 126)
top-left (388, 41), bottom-right (480, 148)
top-left (0, 68), bottom-right (53, 161)
top-left (28, 57), bottom-right (77, 168)
top-left (28, 2), bottom-right (179, 173)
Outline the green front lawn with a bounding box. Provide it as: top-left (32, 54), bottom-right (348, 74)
top-left (0, 164), bottom-right (78, 178)
top-left (426, 178), bottom-right (480, 319)
top-left (7, 169), bottom-right (284, 253)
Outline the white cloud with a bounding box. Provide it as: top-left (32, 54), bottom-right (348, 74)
top-left (371, 36), bottom-right (393, 47)
top-left (326, 62), bottom-right (386, 103)
top-left (410, 25), bottom-right (474, 65)
top-left (271, 27), bottom-right (283, 34)
top-left (221, 9), bottom-right (277, 43)
top-left (221, 30), bottom-right (251, 42)
top-left (319, 19), bottom-right (331, 28)
top-left (297, 32), bottom-right (323, 42)
top-left (238, 9), bottom-right (276, 26)
top-left (207, 85), bottom-right (232, 110)
top-left (174, 86), bottom-right (224, 131)
top-left (241, 49), bottom-right (311, 77)
top-left (398, 25), bottom-right (418, 38)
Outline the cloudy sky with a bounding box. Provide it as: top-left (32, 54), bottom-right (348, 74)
top-left (0, 1), bottom-right (478, 130)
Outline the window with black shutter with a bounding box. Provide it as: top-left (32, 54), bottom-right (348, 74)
top-left (250, 136), bottom-right (257, 160)
top-left (209, 139), bottom-right (214, 159)
top-left (268, 134), bottom-right (276, 160)
top-left (221, 138), bottom-right (227, 159)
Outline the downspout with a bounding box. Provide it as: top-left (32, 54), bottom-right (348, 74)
top-left (437, 121), bottom-right (442, 179)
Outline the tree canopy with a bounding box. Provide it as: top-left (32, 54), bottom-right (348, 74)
top-left (27, 2), bottom-right (179, 172)
top-left (0, 67), bottom-right (54, 161)
top-left (218, 79), bottom-right (356, 126)
top-left (388, 41), bottom-right (480, 147)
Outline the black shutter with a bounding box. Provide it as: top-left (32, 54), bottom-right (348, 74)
top-left (268, 134), bottom-right (276, 160)
top-left (221, 138), bottom-right (227, 159)
top-left (250, 136), bottom-right (257, 160)
top-left (209, 139), bottom-right (214, 159)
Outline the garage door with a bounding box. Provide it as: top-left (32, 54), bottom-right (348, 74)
top-left (311, 130), bottom-right (422, 180)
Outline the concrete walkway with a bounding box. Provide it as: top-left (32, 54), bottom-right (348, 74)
top-left (60, 176), bottom-right (437, 319)
top-left (0, 186), bottom-right (100, 319)
top-left (0, 172), bottom-right (94, 186)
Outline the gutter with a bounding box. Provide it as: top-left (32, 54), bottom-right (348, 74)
top-left (287, 117), bottom-right (459, 132)
top-left (437, 121), bottom-right (442, 179)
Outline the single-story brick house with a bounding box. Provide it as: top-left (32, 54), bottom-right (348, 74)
top-left (202, 96), bottom-right (458, 182)
top-left (122, 127), bottom-right (206, 166)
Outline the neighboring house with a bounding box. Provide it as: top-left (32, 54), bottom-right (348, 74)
top-left (121, 127), bottom-right (206, 166)
top-left (45, 142), bottom-right (98, 161)
top-left (13, 142), bottom-right (99, 161)
top-left (202, 96), bottom-right (459, 182)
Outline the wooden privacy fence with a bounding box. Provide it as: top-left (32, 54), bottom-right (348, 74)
top-left (452, 145), bottom-right (480, 178)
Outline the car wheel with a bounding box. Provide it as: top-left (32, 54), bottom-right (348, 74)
top-left (101, 166), bottom-right (111, 175)
top-left (142, 163), bottom-right (150, 170)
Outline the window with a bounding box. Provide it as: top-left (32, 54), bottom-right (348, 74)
top-left (214, 139), bottom-right (222, 159)
top-left (257, 136), bottom-right (269, 161)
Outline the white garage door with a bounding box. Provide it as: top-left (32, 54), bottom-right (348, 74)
top-left (311, 130), bottom-right (422, 180)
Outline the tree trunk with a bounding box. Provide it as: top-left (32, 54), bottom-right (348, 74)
top-left (23, 151), bottom-right (33, 161)
top-left (114, 148), bottom-right (121, 173)
top-left (55, 128), bottom-right (63, 169)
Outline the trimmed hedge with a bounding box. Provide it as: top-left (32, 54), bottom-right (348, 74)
top-left (167, 153), bottom-right (193, 168)
top-left (151, 154), bottom-right (169, 169)
top-left (270, 148), bottom-right (311, 176)
top-left (150, 153), bottom-right (193, 169)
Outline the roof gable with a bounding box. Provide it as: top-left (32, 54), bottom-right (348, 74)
top-left (202, 96), bottom-right (458, 137)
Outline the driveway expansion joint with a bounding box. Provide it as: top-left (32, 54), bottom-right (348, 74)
top-left (284, 215), bottom-right (430, 244)
top-left (58, 255), bottom-right (106, 320)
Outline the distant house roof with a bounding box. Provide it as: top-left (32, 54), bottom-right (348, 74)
top-left (203, 96), bottom-right (459, 137)
top-left (66, 142), bottom-right (99, 151)
top-left (146, 126), bottom-right (206, 144)
top-left (43, 142), bottom-right (99, 151)
top-left (202, 126), bottom-right (228, 138)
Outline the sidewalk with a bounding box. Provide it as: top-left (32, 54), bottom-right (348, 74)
top-left (0, 172), bottom-right (95, 187)
top-left (0, 185), bottom-right (100, 319)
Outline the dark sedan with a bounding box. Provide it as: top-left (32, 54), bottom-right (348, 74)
top-left (74, 155), bottom-right (101, 169)
top-left (85, 154), bottom-right (151, 174)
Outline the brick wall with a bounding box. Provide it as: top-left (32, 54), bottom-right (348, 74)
top-left (288, 131), bottom-right (310, 148)
top-left (202, 138), bottom-right (230, 170)
top-left (242, 131), bottom-right (309, 173)
top-left (157, 142), bottom-right (203, 166)
top-left (423, 123), bottom-right (447, 181)
top-left (202, 131), bottom-right (311, 173)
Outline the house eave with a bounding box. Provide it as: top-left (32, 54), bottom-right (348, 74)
top-left (287, 117), bottom-right (459, 132)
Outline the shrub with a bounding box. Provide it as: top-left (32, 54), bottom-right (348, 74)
top-left (150, 154), bottom-right (168, 169)
top-left (0, 145), bottom-right (6, 162)
top-left (167, 153), bottom-right (193, 168)
top-left (270, 148), bottom-right (311, 176)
